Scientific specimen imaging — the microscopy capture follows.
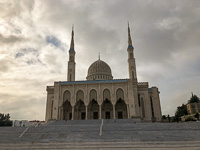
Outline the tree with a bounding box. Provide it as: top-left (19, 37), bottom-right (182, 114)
top-left (194, 113), bottom-right (199, 120)
top-left (0, 113), bottom-right (12, 126)
top-left (188, 95), bottom-right (200, 103)
top-left (162, 115), bottom-right (167, 120)
top-left (175, 104), bottom-right (188, 117)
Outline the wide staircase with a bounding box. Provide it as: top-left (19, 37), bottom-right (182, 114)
top-left (0, 119), bottom-right (200, 149)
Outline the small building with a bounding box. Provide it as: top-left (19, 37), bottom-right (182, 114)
top-left (187, 103), bottom-right (200, 115)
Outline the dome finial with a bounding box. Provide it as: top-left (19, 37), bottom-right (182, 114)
top-left (98, 53), bottom-right (100, 60)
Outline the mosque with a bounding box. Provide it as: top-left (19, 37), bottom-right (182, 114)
top-left (45, 25), bottom-right (162, 122)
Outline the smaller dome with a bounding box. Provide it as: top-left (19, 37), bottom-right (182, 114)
top-left (87, 59), bottom-right (113, 81)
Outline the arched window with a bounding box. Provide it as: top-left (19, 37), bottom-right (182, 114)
top-left (116, 88), bottom-right (124, 100)
top-left (90, 89), bottom-right (97, 101)
top-left (63, 90), bottom-right (71, 102)
top-left (76, 90), bottom-right (84, 102)
top-left (103, 89), bottom-right (111, 101)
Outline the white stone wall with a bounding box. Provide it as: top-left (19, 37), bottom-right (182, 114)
top-left (45, 86), bottom-right (54, 123)
top-left (151, 87), bottom-right (162, 121)
top-left (60, 81), bottom-right (130, 107)
top-left (45, 80), bottom-right (162, 122)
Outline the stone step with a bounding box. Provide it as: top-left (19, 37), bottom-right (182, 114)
top-left (0, 120), bottom-right (200, 144)
top-left (0, 141), bottom-right (199, 150)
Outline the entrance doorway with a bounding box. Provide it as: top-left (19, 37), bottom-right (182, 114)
top-left (81, 112), bottom-right (86, 120)
top-left (93, 112), bottom-right (98, 119)
top-left (105, 111), bottom-right (110, 119)
top-left (118, 112), bottom-right (123, 119)
top-left (115, 98), bottom-right (128, 119)
top-left (88, 99), bottom-right (99, 120)
top-left (69, 113), bottom-right (72, 120)
top-left (63, 101), bottom-right (72, 120)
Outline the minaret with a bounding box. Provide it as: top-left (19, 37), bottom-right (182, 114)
top-left (127, 23), bottom-right (137, 80)
top-left (67, 26), bottom-right (76, 81)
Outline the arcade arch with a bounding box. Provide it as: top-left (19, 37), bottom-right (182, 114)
top-left (88, 99), bottom-right (99, 119)
top-left (62, 90), bottom-right (72, 120)
top-left (74, 100), bottom-right (86, 120)
top-left (115, 88), bottom-right (128, 119)
top-left (62, 101), bottom-right (72, 120)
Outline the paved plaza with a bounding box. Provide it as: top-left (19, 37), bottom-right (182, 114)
top-left (0, 119), bottom-right (199, 149)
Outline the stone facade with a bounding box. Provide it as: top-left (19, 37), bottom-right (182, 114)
top-left (45, 25), bottom-right (162, 122)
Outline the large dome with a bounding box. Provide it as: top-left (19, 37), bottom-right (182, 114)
top-left (87, 59), bottom-right (113, 81)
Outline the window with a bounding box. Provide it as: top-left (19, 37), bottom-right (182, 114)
top-left (150, 96), bottom-right (154, 117)
top-left (129, 53), bottom-right (133, 59)
top-left (138, 94), bottom-right (141, 107)
top-left (51, 100), bottom-right (54, 119)
top-left (192, 108), bottom-right (196, 114)
top-left (132, 71), bottom-right (134, 78)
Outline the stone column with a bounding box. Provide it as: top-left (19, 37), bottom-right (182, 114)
top-left (60, 107), bottom-right (63, 120)
top-left (99, 105), bottom-right (102, 119)
top-left (113, 104), bottom-right (116, 119)
top-left (127, 104), bottom-right (130, 118)
top-left (72, 105), bottom-right (74, 120)
top-left (85, 105), bottom-right (88, 120)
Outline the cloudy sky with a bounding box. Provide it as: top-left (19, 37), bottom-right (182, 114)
top-left (0, 0), bottom-right (200, 120)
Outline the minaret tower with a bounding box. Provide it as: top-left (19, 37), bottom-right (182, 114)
top-left (127, 23), bottom-right (137, 80)
top-left (67, 26), bottom-right (76, 81)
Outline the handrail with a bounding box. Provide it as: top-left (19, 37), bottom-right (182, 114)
top-left (35, 121), bottom-right (40, 127)
top-left (19, 127), bottom-right (29, 138)
top-left (99, 119), bottom-right (104, 136)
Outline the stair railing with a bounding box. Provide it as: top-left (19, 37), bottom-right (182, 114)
top-left (19, 127), bottom-right (29, 138)
top-left (99, 119), bottom-right (104, 136)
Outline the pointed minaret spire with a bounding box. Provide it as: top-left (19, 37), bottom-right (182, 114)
top-left (67, 25), bottom-right (76, 81)
top-left (127, 22), bottom-right (137, 80)
top-left (128, 22), bottom-right (133, 47)
top-left (69, 25), bottom-right (75, 51)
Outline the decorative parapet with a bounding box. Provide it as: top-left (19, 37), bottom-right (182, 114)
top-left (46, 86), bottom-right (54, 93)
top-left (59, 79), bottom-right (129, 85)
top-left (137, 82), bottom-right (148, 88)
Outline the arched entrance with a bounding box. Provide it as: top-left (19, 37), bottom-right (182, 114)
top-left (62, 90), bottom-right (72, 120)
top-left (115, 88), bottom-right (127, 119)
top-left (115, 99), bottom-right (127, 119)
top-left (102, 89), bottom-right (112, 119)
top-left (89, 89), bottom-right (99, 119)
top-left (102, 99), bottom-right (112, 119)
top-left (63, 101), bottom-right (72, 120)
top-left (89, 99), bottom-right (99, 119)
top-left (75, 100), bottom-right (86, 120)
top-left (75, 90), bottom-right (85, 120)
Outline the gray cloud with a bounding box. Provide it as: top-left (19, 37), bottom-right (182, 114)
top-left (0, 34), bottom-right (25, 44)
